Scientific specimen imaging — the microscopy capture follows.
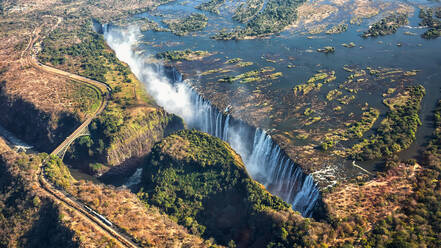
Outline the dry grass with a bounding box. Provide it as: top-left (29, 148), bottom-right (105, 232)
top-left (70, 181), bottom-right (207, 247)
top-left (0, 139), bottom-right (119, 247)
top-left (2, 0), bottom-right (164, 21)
top-left (0, 0), bottom-right (174, 118)
top-left (0, 0), bottom-right (209, 246)
top-left (60, 206), bottom-right (121, 248)
top-left (0, 137), bottom-right (17, 162)
top-left (324, 163), bottom-right (420, 225)
top-left (0, 20), bottom-right (98, 119)
top-left (288, 0), bottom-right (413, 33)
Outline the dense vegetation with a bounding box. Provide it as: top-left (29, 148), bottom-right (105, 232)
top-left (0, 148), bottom-right (79, 247)
top-left (68, 108), bottom-right (128, 164)
top-left (165, 13), bottom-right (208, 36)
top-left (140, 130), bottom-right (325, 247)
top-left (156, 49), bottom-right (211, 61)
top-left (350, 85), bottom-right (425, 160)
top-left (67, 107), bottom-right (183, 170)
top-left (196, 0), bottom-right (225, 15)
top-left (39, 23), bottom-right (131, 84)
top-left (213, 0), bottom-right (305, 39)
top-left (44, 155), bottom-right (75, 190)
top-left (362, 14), bottom-right (408, 37)
top-left (357, 100), bottom-right (441, 247)
top-left (419, 7), bottom-right (441, 39)
top-left (233, 0), bottom-right (265, 23)
top-left (326, 24), bottom-right (348, 34)
top-left (65, 109), bottom-right (124, 170)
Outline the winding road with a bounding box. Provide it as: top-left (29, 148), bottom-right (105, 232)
top-left (21, 26), bottom-right (140, 248)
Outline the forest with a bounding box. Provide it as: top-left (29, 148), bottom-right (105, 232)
top-left (350, 85), bottom-right (425, 160)
top-left (140, 130), bottom-right (326, 247)
top-left (362, 14), bottom-right (408, 38)
top-left (165, 13), bottom-right (208, 36)
top-left (419, 7), bottom-right (441, 39)
top-left (213, 0), bottom-right (305, 39)
top-left (38, 23), bottom-right (132, 84)
top-left (361, 100), bottom-right (441, 247)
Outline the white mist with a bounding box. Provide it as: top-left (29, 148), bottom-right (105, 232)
top-left (104, 25), bottom-right (320, 217)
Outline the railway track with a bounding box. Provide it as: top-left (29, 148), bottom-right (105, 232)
top-left (21, 27), bottom-right (140, 248)
top-left (38, 167), bottom-right (139, 248)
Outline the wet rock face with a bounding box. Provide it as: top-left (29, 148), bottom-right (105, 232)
top-left (0, 87), bottom-right (80, 153)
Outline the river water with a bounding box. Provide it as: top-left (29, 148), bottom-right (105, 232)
top-left (104, 26), bottom-right (321, 217)
top-left (102, 0), bottom-right (441, 216)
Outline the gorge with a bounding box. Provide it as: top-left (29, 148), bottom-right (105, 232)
top-left (104, 25), bottom-right (321, 217)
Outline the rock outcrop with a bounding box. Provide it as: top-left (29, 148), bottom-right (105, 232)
top-left (140, 130), bottom-right (327, 247)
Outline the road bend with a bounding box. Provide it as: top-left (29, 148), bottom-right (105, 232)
top-left (21, 29), bottom-right (140, 248)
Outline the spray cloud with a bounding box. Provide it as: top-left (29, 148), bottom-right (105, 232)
top-left (104, 25), bottom-right (320, 217)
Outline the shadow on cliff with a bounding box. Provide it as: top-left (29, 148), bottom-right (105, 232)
top-left (20, 201), bottom-right (80, 248)
top-left (0, 84), bottom-right (81, 153)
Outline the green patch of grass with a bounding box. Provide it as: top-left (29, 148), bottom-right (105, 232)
top-left (326, 89), bottom-right (343, 101)
top-left (225, 58), bottom-right (254, 67)
top-left (321, 108), bottom-right (380, 151)
top-left (218, 67), bottom-right (277, 83)
top-left (293, 71), bottom-right (335, 96)
top-left (337, 95), bottom-right (355, 105)
top-left (200, 68), bottom-right (232, 76)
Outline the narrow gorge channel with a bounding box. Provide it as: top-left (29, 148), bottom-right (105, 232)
top-left (103, 25), bottom-right (320, 217)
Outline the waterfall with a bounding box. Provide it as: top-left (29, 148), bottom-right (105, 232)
top-left (124, 168), bottom-right (143, 188)
top-left (104, 26), bottom-right (320, 217)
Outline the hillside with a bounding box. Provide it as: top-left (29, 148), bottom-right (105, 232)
top-left (0, 137), bottom-right (117, 247)
top-left (1, 0), bottom-right (441, 247)
top-left (0, 0), bottom-right (184, 176)
top-left (43, 153), bottom-right (208, 247)
top-left (140, 129), bottom-right (328, 247)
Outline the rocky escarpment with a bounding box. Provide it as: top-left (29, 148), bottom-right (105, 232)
top-left (139, 130), bottom-right (328, 247)
top-left (0, 85), bottom-right (81, 152)
top-left (66, 107), bottom-right (184, 176)
top-left (104, 109), bottom-right (183, 166)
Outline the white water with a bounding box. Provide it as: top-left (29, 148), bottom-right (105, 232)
top-left (124, 168), bottom-right (143, 188)
top-left (104, 25), bottom-right (320, 217)
top-left (0, 124), bottom-right (33, 152)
